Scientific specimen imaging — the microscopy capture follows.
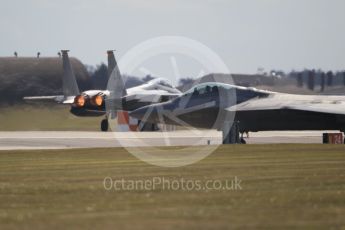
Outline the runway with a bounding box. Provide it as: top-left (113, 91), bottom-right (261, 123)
top-left (0, 131), bottom-right (222, 150)
top-left (0, 130), bottom-right (333, 150)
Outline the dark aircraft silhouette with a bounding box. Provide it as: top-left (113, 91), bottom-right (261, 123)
top-left (130, 82), bottom-right (345, 143)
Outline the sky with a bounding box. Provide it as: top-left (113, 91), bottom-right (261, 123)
top-left (1, 0), bottom-right (345, 79)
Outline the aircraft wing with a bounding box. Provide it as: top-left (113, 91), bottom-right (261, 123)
top-left (124, 93), bottom-right (163, 103)
top-left (23, 95), bottom-right (75, 104)
top-left (124, 90), bottom-right (180, 103)
top-left (134, 90), bottom-right (180, 96)
top-left (226, 95), bottom-right (345, 115)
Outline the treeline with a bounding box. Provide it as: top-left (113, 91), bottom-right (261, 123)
top-left (0, 57), bottom-right (91, 104)
top-left (88, 63), bottom-right (345, 93)
top-left (270, 69), bottom-right (345, 91)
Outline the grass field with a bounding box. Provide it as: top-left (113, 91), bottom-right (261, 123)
top-left (0, 104), bottom-right (100, 131)
top-left (1, 145), bottom-right (345, 229)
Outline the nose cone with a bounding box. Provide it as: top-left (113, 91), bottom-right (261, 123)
top-left (130, 105), bottom-right (159, 123)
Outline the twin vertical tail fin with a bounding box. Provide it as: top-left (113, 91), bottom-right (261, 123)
top-left (60, 50), bottom-right (126, 114)
top-left (106, 50), bottom-right (127, 97)
top-left (107, 50), bottom-right (116, 80)
top-left (105, 50), bottom-right (127, 120)
top-left (61, 50), bottom-right (80, 98)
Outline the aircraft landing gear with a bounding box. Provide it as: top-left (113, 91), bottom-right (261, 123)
top-left (101, 118), bottom-right (109, 132)
top-left (240, 132), bottom-right (247, 144)
top-left (138, 120), bottom-right (159, 131)
top-left (222, 121), bottom-right (243, 144)
top-left (240, 138), bottom-right (246, 144)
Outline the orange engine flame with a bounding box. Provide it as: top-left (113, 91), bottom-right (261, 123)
top-left (74, 95), bottom-right (86, 107)
top-left (91, 95), bottom-right (103, 106)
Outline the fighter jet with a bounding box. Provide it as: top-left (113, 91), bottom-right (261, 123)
top-left (24, 50), bottom-right (181, 131)
top-left (130, 82), bottom-right (345, 143)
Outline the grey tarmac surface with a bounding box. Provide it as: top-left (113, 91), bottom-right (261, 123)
top-left (0, 130), bottom-right (336, 150)
top-left (0, 131), bottom-right (221, 150)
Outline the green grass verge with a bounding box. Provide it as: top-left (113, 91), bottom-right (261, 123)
top-left (0, 104), bottom-right (100, 131)
top-left (0, 145), bottom-right (345, 229)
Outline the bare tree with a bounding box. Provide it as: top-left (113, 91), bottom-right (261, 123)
top-left (307, 70), bottom-right (315, 91)
top-left (320, 72), bottom-right (326, 92)
top-left (326, 71), bottom-right (333, 86)
top-left (297, 72), bottom-right (303, 87)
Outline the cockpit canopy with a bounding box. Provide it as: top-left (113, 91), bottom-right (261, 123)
top-left (149, 78), bottom-right (173, 88)
top-left (183, 82), bottom-right (232, 96)
top-left (181, 82), bottom-right (270, 104)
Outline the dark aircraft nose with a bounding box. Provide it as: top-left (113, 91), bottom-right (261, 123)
top-left (130, 105), bottom-right (159, 123)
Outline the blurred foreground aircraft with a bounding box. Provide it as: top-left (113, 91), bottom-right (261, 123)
top-left (130, 82), bottom-right (345, 143)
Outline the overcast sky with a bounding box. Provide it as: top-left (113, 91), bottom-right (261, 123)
top-left (1, 0), bottom-right (345, 77)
